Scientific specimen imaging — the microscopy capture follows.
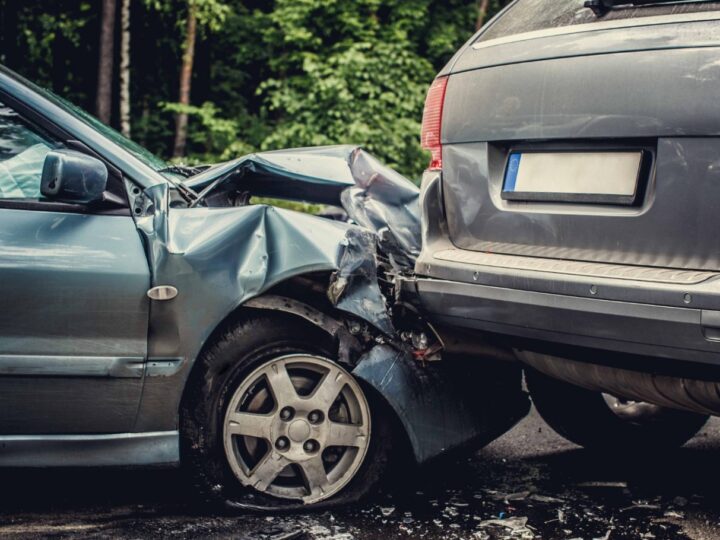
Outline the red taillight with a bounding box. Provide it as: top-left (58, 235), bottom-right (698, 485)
top-left (421, 76), bottom-right (448, 170)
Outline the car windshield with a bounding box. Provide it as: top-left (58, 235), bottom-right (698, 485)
top-left (5, 68), bottom-right (173, 176)
top-left (50, 92), bottom-right (170, 173)
top-left (478, 0), bottom-right (720, 43)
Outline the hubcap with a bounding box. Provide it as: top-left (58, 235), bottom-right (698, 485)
top-left (223, 355), bottom-right (371, 504)
top-left (288, 420), bottom-right (311, 442)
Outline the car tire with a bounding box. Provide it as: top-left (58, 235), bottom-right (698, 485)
top-left (180, 312), bottom-right (393, 511)
top-left (525, 368), bottom-right (709, 451)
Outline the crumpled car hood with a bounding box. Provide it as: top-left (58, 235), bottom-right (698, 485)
top-left (133, 146), bottom-right (421, 365)
top-left (184, 145), bottom-right (421, 269)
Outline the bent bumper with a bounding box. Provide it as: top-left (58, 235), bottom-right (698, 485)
top-left (407, 272), bottom-right (720, 367)
top-left (414, 169), bottom-right (720, 369)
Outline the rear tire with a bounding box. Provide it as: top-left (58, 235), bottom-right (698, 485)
top-left (181, 313), bottom-right (393, 510)
top-left (526, 368), bottom-right (709, 451)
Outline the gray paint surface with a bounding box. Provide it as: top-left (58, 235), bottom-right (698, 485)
top-left (442, 139), bottom-right (720, 271)
top-left (445, 46), bottom-right (720, 143)
top-left (414, 6), bottom-right (720, 389)
top-left (0, 209), bottom-right (149, 434)
top-left (131, 147), bottom-right (423, 434)
top-left (437, 18), bottom-right (720, 271)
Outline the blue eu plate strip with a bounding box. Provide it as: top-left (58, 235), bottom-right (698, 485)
top-left (504, 152), bottom-right (521, 192)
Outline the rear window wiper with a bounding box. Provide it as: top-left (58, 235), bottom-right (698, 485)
top-left (585, 0), bottom-right (712, 16)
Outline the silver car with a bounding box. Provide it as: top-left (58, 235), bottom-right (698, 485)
top-left (0, 66), bottom-right (528, 510)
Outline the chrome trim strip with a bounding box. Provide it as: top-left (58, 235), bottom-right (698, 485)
top-left (0, 356), bottom-right (144, 378)
top-left (472, 11), bottom-right (720, 51)
top-left (433, 249), bottom-right (717, 285)
top-left (146, 357), bottom-right (184, 377)
top-left (0, 431), bottom-right (179, 467)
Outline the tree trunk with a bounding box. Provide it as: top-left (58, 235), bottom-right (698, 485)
top-left (96, 0), bottom-right (117, 124)
top-left (476, 0), bottom-right (490, 31)
top-left (172, 3), bottom-right (197, 159)
top-left (119, 0), bottom-right (131, 137)
top-left (0, 0), bottom-right (18, 68)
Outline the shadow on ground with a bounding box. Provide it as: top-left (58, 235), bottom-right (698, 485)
top-left (2, 409), bottom-right (720, 539)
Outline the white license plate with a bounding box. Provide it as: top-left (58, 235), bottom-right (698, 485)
top-left (503, 151), bottom-right (643, 204)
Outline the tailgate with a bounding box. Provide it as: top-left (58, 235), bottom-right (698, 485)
top-left (441, 19), bottom-right (720, 272)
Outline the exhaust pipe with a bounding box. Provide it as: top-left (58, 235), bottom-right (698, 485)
top-left (516, 350), bottom-right (720, 417)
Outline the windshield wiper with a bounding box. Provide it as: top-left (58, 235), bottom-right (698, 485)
top-left (157, 164), bottom-right (213, 204)
top-left (172, 181), bottom-right (200, 204)
top-left (158, 164), bottom-right (210, 178)
top-left (585, 0), bottom-right (711, 16)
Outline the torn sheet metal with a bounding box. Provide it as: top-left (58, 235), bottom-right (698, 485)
top-left (184, 145), bottom-right (421, 269)
top-left (132, 180), bottom-right (397, 431)
top-left (130, 147), bottom-right (525, 464)
top-left (342, 149), bottom-right (421, 269)
top-left (136, 183), bottom-right (393, 349)
top-left (132, 147), bottom-right (422, 384)
top-left (353, 344), bottom-right (530, 464)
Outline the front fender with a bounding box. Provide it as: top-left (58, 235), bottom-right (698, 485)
top-left (132, 184), bottom-right (393, 431)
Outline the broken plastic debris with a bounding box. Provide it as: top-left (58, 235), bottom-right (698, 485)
top-left (576, 481), bottom-right (629, 489)
top-left (528, 494), bottom-right (565, 504)
top-left (672, 496), bottom-right (688, 507)
top-left (268, 530), bottom-right (306, 540)
top-left (478, 516), bottom-right (535, 538)
top-left (379, 507), bottom-right (395, 517)
top-left (505, 491), bottom-right (531, 502)
top-left (619, 502), bottom-right (661, 513)
top-left (663, 510), bottom-right (685, 519)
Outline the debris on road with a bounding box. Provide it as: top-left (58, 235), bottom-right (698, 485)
top-left (476, 516), bottom-right (535, 538)
top-left (2, 410), bottom-right (719, 539)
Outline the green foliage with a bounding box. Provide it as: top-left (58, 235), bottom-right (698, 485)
top-left (143, 0), bottom-right (231, 34)
top-left (250, 0), bottom-right (439, 177)
top-left (191, 0), bottom-right (232, 32)
top-left (1, 0), bottom-right (513, 180)
top-left (258, 40), bottom-right (434, 177)
top-left (162, 101), bottom-right (239, 156)
top-left (251, 197), bottom-right (324, 215)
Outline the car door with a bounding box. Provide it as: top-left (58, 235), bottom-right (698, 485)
top-left (0, 99), bottom-right (151, 434)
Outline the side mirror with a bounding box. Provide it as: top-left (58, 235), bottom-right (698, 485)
top-left (40, 149), bottom-right (108, 204)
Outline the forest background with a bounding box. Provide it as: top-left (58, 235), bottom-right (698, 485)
top-left (0, 0), bottom-right (512, 180)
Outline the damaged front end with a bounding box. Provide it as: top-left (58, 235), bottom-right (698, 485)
top-left (131, 145), bottom-right (528, 467)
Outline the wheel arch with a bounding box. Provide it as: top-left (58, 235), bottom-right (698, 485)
top-left (176, 274), bottom-right (410, 450)
top-left (175, 276), bottom-right (417, 486)
top-left (179, 273), bottom-right (343, 406)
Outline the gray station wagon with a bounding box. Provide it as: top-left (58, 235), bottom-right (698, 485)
top-left (411, 0), bottom-right (720, 450)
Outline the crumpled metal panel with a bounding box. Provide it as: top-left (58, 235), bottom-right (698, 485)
top-left (341, 148), bottom-right (421, 269)
top-left (184, 145), bottom-right (421, 269)
top-left (130, 147), bottom-right (523, 464)
top-left (136, 183), bottom-right (394, 362)
top-left (186, 145), bottom-right (358, 205)
top-left (132, 166), bottom-right (399, 432)
top-left (353, 344), bottom-right (530, 463)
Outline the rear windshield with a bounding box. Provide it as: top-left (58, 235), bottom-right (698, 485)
top-left (478, 0), bottom-right (720, 43)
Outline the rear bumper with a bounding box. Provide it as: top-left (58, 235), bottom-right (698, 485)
top-left (414, 171), bottom-right (720, 368)
top-left (407, 271), bottom-right (720, 367)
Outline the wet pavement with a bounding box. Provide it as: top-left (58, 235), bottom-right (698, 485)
top-left (2, 407), bottom-right (720, 539)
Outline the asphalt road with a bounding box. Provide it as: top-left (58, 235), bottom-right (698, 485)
top-left (2, 407), bottom-right (720, 540)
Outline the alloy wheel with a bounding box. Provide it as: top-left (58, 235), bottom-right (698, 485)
top-left (223, 355), bottom-right (371, 504)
